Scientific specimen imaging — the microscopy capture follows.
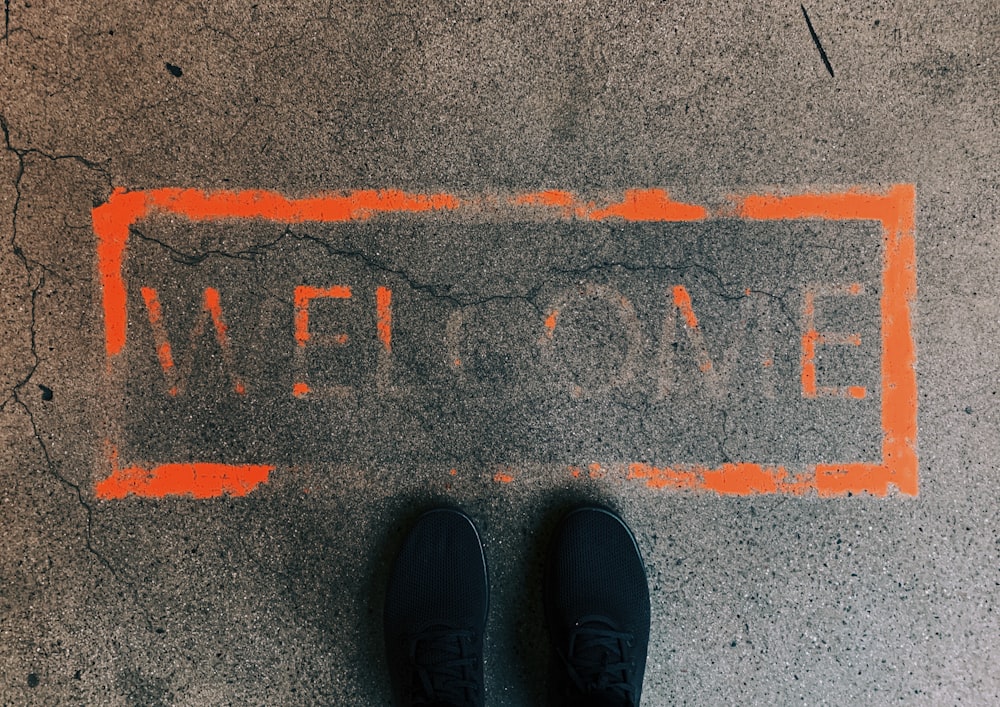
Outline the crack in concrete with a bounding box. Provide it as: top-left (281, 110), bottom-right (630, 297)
top-left (1, 248), bottom-right (132, 604)
top-left (105, 190), bottom-right (817, 475)
top-left (0, 112), bottom-right (110, 399)
top-left (0, 114), bottom-right (111, 178)
top-left (549, 259), bottom-right (799, 329)
top-left (131, 225), bottom-right (549, 314)
top-left (0, 113), bottom-right (140, 608)
top-left (288, 228), bottom-right (549, 313)
top-left (127, 219), bottom-right (802, 344)
top-left (11, 272), bottom-right (124, 583)
top-left (130, 226), bottom-right (289, 266)
top-left (1, 112), bottom-right (35, 411)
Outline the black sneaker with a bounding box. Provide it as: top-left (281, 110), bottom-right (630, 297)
top-left (544, 506), bottom-right (651, 707)
top-left (384, 508), bottom-right (489, 707)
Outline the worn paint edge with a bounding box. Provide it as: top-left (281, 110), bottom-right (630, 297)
top-left (93, 185), bottom-right (917, 499)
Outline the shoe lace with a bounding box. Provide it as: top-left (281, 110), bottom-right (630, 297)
top-left (405, 626), bottom-right (480, 706)
top-left (563, 615), bottom-right (636, 707)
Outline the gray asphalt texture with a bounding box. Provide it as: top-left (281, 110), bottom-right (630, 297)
top-left (1, 1), bottom-right (998, 705)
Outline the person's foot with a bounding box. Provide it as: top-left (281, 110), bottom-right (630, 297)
top-left (544, 506), bottom-right (651, 707)
top-left (384, 508), bottom-right (489, 707)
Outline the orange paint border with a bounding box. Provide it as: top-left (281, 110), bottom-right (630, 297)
top-left (736, 185), bottom-right (917, 496)
top-left (98, 445), bottom-right (271, 499)
top-left (92, 186), bottom-right (917, 498)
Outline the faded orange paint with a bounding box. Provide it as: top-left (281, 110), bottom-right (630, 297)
top-left (739, 184), bottom-right (918, 496)
top-left (94, 189), bottom-right (458, 358)
top-left (514, 189), bottom-right (707, 222)
top-left (203, 287), bottom-right (245, 395)
top-left (801, 328), bottom-right (819, 397)
top-left (627, 462), bottom-right (814, 496)
top-left (148, 188), bottom-right (459, 223)
top-left (140, 285), bottom-right (244, 396)
top-left (803, 289), bottom-right (816, 318)
top-left (94, 184), bottom-right (917, 499)
top-left (292, 382), bottom-right (310, 398)
top-left (544, 310), bottom-right (559, 336)
top-left (814, 463), bottom-right (889, 496)
top-left (514, 190), bottom-right (576, 208)
top-left (801, 290), bottom-right (865, 400)
top-left (876, 185), bottom-right (919, 496)
top-left (96, 462), bottom-right (272, 499)
top-left (801, 289), bottom-right (818, 396)
top-left (493, 471), bottom-right (515, 483)
top-left (672, 286), bottom-right (700, 328)
top-left (666, 285), bottom-right (718, 388)
top-left (294, 285), bottom-right (352, 346)
top-left (203, 288), bottom-right (227, 343)
top-left (94, 189), bottom-right (149, 357)
top-left (740, 190), bottom-right (891, 222)
top-left (589, 189), bottom-right (707, 222)
top-left (376, 286), bottom-right (393, 352)
top-left (703, 464), bottom-right (781, 495)
top-left (97, 444), bottom-right (272, 499)
top-left (627, 463), bottom-right (699, 490)
top-left (141, 287), bottom-right (175, 375)
top-left (156, 343), bottom-right (174, 372)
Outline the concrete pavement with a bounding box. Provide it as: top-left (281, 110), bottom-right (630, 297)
top-left (1, 1), bottom-right (998, 704)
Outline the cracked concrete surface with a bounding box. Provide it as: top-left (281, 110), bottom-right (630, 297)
top-left (2, 1), bottom-right (999, 705)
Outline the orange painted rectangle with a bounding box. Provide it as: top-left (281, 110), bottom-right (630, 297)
top-left (92, 186), bottom-right (917, 499)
